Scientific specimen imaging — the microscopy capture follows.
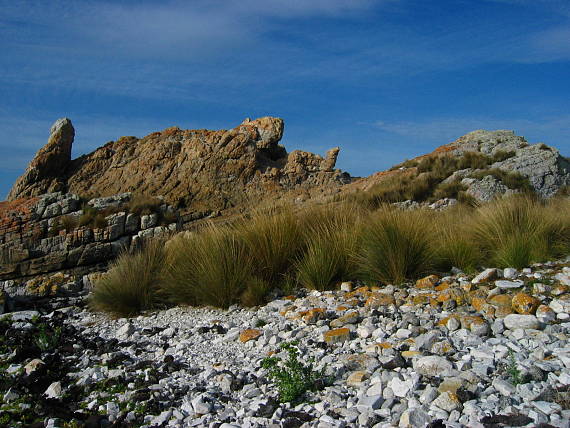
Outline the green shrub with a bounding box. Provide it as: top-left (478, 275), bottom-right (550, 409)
top-left (357, 208), bottom-right (436, 285)
top-left (262, 341), bottom-right (327, 403)
top-left (89, 239), bottom-right (166, 317)
top-left (162, 225), bottom-right (253, 308)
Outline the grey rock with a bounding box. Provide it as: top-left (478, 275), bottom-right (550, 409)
top-left (413, 356), bottom-right (454, 377)
top-left (503, 314), bottom-right (541, 330)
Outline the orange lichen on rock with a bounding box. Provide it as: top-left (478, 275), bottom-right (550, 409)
top-left (239, 329), bottom-right (262, 343)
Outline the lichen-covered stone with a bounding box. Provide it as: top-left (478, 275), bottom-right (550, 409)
top-left (323, 327), bottom-right (350, 344)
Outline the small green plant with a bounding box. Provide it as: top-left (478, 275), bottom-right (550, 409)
top-left (255, 319), bottom-right (267, 328)
top-left (261, 341), bottom-right (327, 403)
top-left (507, 350), bottom-right (525, 385)
top-left (34, 323), bottom-right (62, 351)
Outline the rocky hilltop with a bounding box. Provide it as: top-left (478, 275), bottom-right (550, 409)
top-left (350, 129), bottom-right (570, 203)
top-left (7, 117), bottom-right (350, 210)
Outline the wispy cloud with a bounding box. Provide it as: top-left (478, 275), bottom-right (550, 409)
top-left (374, 115), bottom-right (570, 150)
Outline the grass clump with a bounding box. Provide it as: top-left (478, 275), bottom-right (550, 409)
top-left (128, 194), bottom-right (162, 216)
top-left (89, 239), bottom-right (166, 317)
top-left (469, 168), bottom-right (533, 192)
top-left (357, 208), bottom-right (436, 285)
top-left (471, 195), bottom-right (567, 268)
top-left (162, 225), bottom-right (253, 308)
top-left (262, 341), bottom-right (327, 403)
top-left (296, 204), bottom-right (361, 290)
top-left (434, 207), bottom-right (480, 273)
top-left (432, 180), bottom-right (467, 201)
top-left (296, 230), bottom-right (356, 291)
top-left (235, 208), bottom-right (303, 286)
top-left (491, 150), bottom-right (515, 163)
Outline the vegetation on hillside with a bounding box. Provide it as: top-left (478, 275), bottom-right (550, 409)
top-left (90, 194), bottom-right (570, 317)
top-left (349, 150), bottom-right (527, 208)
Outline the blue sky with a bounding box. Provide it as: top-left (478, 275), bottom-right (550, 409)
top-left (1, 0), bottom-right (569, 199)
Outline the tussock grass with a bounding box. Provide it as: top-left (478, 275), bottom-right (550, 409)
top-left (434, 207), bottom-right (480, 273)
top-left (296, 228), bottom-right (358, 291)
top-left (128, 193), bottom-right (162, 216)
top-left (235, 207), bottom-right (302, 285)
top-left (89, 239), bottom-right (166, 317)
top-left (296, 203), bottom-right (361, 290)
top-left (432, 181), bottom-right (467, 201)
top-left (357, 208), bottom-right (436, 285)
top-left (162, 225), bottom-right (253, 308)
top-left (471, 195), bottom-right (565, 268)
top-left (89, 192), bottom-right (570, 315)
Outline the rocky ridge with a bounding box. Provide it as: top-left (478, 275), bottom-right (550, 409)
top-left (6, 117), bottom-right (350, 210)
top-left (2, 261), bottom-right (570, 427)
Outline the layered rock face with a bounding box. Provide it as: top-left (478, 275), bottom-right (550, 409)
top-left (7, 117), bottom-right (350, 209)
top-left (439, 130), bottom-right (570, 198)
top-left (0, 192), bottom-right (183, 311)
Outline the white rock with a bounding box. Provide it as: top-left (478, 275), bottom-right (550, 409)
top-left (413, 356), bottom-right (453, 377)
top-left (492, 378), bottom-right (515, 396)
top-left (192, 395), bottom-right (213, 414)
top-left (388, 377), bottom-right (414, 398)
top-left (44, 381), bottom-right (63, 399)
top-left (495, 280), bottom-right (524, 289)
top-left (116, 322), bottom-right (134, 340)
top-left (503, 268), bottom-right (518, 279)
top-left (555, 273), bottom-right (570, 286)
top-left (366, 382), bottom-right (383, 397)
top-left (432, 391), bottom-right (461, 412)
top-left (356, 395), bottom-right (383, 412)
top-left (550, 299), bottom-right (570, 314)
top-left (503, 314), bottom-right (541, 330)
top-left (472, 268), bottom-right (497, 284)
top-left (446, 317), bottom-right (460, 331)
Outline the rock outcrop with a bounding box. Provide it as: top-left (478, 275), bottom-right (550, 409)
top-left (351, 129), bottom-right (570, 202)
top-left (439, 129), bottom-right (570, 198)
top-left (7, 118), bottom-right (74, 201)
top-left (7, 117), bottom-right (350, 210)
top-left (0, 192), bottom-right (184, 310)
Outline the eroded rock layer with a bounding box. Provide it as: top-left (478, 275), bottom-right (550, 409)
top-left (7, 117), bottom-right (350, 210)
